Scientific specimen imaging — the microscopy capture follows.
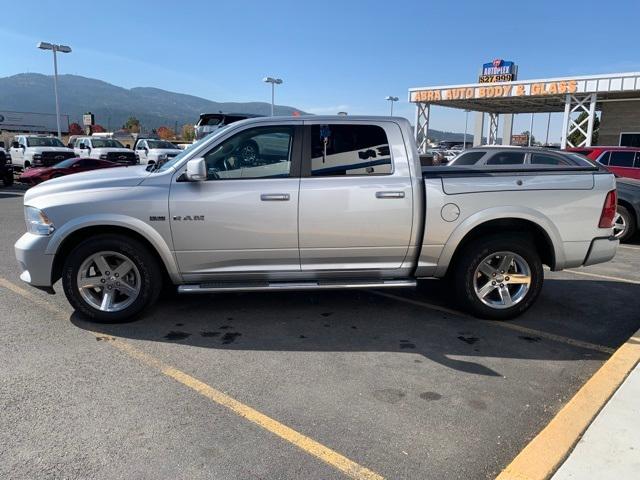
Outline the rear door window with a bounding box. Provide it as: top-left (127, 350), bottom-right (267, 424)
top-left (609, 151), bottom-right (635, 167)
top-left (451, 151), bottom-right (486, 165)
top-left (597, 152), bottom-right (610, 165)
top-left (485, 151), bottom-right (526, 165)
top-left (309, 124), bottom-right (392, 176)
top-left (530, 153), bottom-right (570, 166)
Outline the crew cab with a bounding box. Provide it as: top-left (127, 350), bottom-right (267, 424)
top-left (71, 137), bottom-right (138, 165)
top-left (133, 138), bottom-right (181, 165)
top-left (15, 116), bottom-right (618, 323)
top-left (566, 146), bottom-right (640, 180)
top-left (9, 135), bottom-right (75, 170)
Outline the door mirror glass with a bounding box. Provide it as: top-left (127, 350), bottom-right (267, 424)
top-left (79, 143), bottom-right (86, 149)
top-left (11, 141), bottom-right (19, 149)
top-left (185, 157), bottom-right (207, 181)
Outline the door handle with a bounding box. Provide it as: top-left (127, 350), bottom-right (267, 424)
top-left (260, 193), bottom-right (290, 201)
top-left (375, 191), bottom-right (405, 199)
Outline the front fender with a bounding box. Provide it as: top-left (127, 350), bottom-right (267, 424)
top-left (435, 206), bottom-right (565, 277)
top-left (45, 214), bottom-right (182, 283)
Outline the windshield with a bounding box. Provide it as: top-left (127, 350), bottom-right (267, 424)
top-left (156, 126), bottom-right (232, 173)
top-left (26, 137), bottom-right (65, 147)
top-left (147, 140), bottom-right (179, 149)
top-left (91, 139), bottom-right (125, 148)
top-left (52, 158), bottom-right (78, 169)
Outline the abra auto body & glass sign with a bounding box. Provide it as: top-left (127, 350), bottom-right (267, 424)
top-left (479, 59), bottom-right (517, 83)
top-left (411, 80), bottom-right (579, 103)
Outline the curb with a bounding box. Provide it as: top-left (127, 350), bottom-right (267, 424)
top-left (495, 327), bottom-right (640, 480)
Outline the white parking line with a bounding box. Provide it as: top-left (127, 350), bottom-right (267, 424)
top-left (565, 269), bottom-right (640, 285)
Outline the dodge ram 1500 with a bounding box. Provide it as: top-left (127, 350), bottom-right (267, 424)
top-left (15, 116), bottom-right (618, 322)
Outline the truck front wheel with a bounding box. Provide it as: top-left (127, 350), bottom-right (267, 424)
top-left (62, 235), bottom-right (162, 323)
top-left (452, 234), bottom-right (543, 320)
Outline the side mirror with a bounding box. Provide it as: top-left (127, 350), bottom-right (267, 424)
top-left (11, 141), bottom-right (19, 149)
top-left (79, 144), bottom-right (86, 149)
top-left (185, 157), bottom-right (207, 181)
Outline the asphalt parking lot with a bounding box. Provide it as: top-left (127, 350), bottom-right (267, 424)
top-left (1, 186), bottom-right (639, 480)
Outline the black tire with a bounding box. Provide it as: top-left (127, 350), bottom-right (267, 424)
top-left (62, 235), bottom-right (162, 323)
top-left (452, 234), bottom-right (543, 320)
top-left (615, 205), bottom-right (636, 243)
top-left (2, 171), bottom-right (13, 187)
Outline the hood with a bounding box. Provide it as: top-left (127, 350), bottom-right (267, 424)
top-left (27, 146), bottom-right (74, 153)
top-left (91, 147), bottom-right (132, 154)
top-left (149, 148), bottom-right (180, 155)
top-left (20, 166), bottom-right (49, 176)
top-left (24, 165), bottom-right (151, 203)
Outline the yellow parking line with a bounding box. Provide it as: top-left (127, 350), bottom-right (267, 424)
top-left (495, 327), bottom-right (640, 480)
top-left (370, 291), bottom-right (614, 354)
top-left (0, 276), bottom-right (384, 480)
top-left (565, 269), bottom-right (640, 285)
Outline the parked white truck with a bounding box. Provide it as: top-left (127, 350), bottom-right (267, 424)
top-left (9, 135), bottom-right (75, 170)
top-left (15, 116), bottom-right (618, 322)
top-left (71, 137), bottom-right (138, 165)
top-left (132, 138), bottom-right (181, 165)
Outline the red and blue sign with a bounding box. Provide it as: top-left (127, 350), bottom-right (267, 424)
top-left (479, 59), bottom-right (517, 83)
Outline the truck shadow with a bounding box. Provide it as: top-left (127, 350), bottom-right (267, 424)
top-left (71, 278), bottom-right (640, 378)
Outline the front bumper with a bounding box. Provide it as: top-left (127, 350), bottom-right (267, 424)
top-left (15, 233), bottom-right (55, 288)
top-left (583, 236), bottom-right (619, 266)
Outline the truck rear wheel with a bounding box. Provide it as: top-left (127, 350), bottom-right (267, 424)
top-left (62, 235), bottom-right (161, 323)
top-left (452, 234), bottom-right (543, 320)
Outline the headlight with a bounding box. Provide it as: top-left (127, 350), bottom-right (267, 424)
top-left (33, 154), bottom-right (42, 160)
top-left (25, 206), bottom-right (55, 235)
top-left (99, 154), bottom-right (108, 160)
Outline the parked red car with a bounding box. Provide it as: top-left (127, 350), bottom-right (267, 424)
top-left (566, 146), bottom-right (640, 180)
top-left (19, 157), bottom-right (120, 185)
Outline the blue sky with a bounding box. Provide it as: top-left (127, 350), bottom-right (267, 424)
top-left (1, 0), bottom-right (639, 141)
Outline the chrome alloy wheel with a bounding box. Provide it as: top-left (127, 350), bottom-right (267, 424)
top-left (473, 251), bottom-right (531, 309)
top-left (612, 212), bottom-right (627, 239)
top-left (76, 251), bottom-right (141, 312)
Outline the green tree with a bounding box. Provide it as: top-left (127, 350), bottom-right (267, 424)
top-left (567, 112), bottom-right (599, 147)
top-left (123, 116), bottom-right (141, 134)
top-left (181, 124), bottom-right (195, 141)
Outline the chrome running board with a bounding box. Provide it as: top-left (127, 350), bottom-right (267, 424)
top-left (177, 279), bottom-right (416, 294)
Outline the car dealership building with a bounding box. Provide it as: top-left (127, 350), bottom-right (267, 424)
top-left (408, 64), bottom-right (640, 152)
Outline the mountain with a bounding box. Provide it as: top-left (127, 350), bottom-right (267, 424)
top-left (0, 73), bottom-right (305, 132)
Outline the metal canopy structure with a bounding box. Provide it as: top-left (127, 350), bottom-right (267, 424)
top-left (408, 72), bottom-right (640, 151)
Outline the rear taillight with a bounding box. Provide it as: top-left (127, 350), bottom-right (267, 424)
top-left (598, 189), bottom-right (617, 228)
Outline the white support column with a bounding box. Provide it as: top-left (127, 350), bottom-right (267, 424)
top-left (473, 112), bottom-right (485, 146)
top-left (561, 93), bottom-right (598, 148)
top-left (501, 114), bottom-right (513, 145)
top-left (415, 103), bottom-right (430, 153)
top-left (585, 93), bottom-right (597, 147)
top-left (488, 113), bottom-right (499, 145)
top-left (561, 94), bottom-right (571, 149)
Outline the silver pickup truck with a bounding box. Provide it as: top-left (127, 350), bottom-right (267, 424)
top-left (15, 116), bottom-right (619, 322)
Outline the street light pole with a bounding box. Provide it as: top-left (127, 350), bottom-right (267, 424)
top-left (38, 42), bottom-right (71, 139)
top-left (385, 96), bottom-right (399, 116)
top-left (263, 77), bottom-right (283, 116)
